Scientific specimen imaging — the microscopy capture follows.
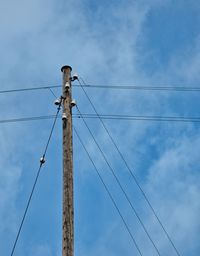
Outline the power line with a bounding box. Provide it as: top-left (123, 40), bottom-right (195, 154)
top-left (0, 115), bottom-right (57, 124)
top-left (76, 106), bottom-right (161, 255)
top-left (74, 127), bottom-right (143, 256)
top-left (1, 114), bottom-right (200, 125)
top-left (10, 101), bottom-right (62, 256)
top-left (48, 88), bottom-right (57, 98)
top-left (74, 114), bottom-right (200, 123)
top-left (77, 83), bottom-right (200, 91)
top-left (0, 85), bottom-right (61, 94)
top-left (1, 84), bottom-right (200, 95)
top-left (78, 78), bottom-right (181, 256)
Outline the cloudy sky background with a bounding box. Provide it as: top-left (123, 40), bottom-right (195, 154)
top-left (0, 0), bottom-right (200, 255)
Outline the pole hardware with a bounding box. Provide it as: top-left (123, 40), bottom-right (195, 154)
top-left (70, 73), bottom-right (79, 81)
top-left (40, 156), bottom-right (45, 165)
top-left (65, 82), bottom-right (70, 91)
top-left (71, 100), bottom-right (77, 108)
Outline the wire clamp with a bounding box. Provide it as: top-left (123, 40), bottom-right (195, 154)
top-left (40, 156), bottom-right (46, 165)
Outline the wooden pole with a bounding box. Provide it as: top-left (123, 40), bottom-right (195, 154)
top-left (61, 65), bottom-right (74, 256)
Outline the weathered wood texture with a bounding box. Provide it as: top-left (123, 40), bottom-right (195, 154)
top-left (61, 66), bottom-right (74, 256)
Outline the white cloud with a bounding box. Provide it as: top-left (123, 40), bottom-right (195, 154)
top-left (144, 134), bottom-right (200, 254)
top-left (0, 128), bottom-right (23, 253)
top-left (1, 0), bottom-right (200, 255)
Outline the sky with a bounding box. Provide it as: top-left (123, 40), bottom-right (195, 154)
top-left (0, 0), bottom-right (200, 255)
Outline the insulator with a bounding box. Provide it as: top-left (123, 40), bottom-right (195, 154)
top-left (54, 98), bottom-right (61, 105)
top-left (71, 73), bottom-right (78, 81)
top-left (40, 157), bottom-right (45, 164)
top-left (71, 100), bottom-right (77, 107)
top-left (65, 82), bottom-right (70, 90)
top-left (62, 113), bottom-right (67, 120)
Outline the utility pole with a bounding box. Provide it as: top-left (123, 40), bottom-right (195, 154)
top-left (61, 65), bottom-right (74, 256)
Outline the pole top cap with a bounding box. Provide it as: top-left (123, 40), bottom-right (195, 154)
top-left (61, 65), bottom-right (72, 72)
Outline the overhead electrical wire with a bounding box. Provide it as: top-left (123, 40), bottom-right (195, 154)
top-left (74, 127), bottom-right (143, 255)
top-left (1, 84), bottom-right (200, 94)
top-left (76, 106), bottom-right (161, 255)
top-left (78, 77), bottom-right (181, 256)
top-left (3, 79), bottom-right (192, 255)
top-left (77, 83), bottom-right (200, 91)
top-left (0, 85), bottom-right (61, 94)
top-left (0, 115), bottom-right (57, 124)
top-left (3, 79), bottom-right (194, 255)
top-left (1, 114), bottom-right (200, 125)
top-left (75, 114), bottom-right (200, 123)
top-left (48, 88), bottom-right (57, 98)
top-left (10, 100), bottom-right (62, 256)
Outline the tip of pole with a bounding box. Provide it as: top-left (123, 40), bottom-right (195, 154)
top-left (61, 65), bottom-right (72, 72)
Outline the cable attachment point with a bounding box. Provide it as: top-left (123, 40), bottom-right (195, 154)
top-left (71, 99), bottom-right (77, 108)
top-left (71, 73), bottom-right (79, 81)
top-left (54, 97), bottom-right (62, 106)
top-left (65, 82), bottom-right (70, 91)
top-left (62, 113), bottom-right (67, 121)
top-left (40, 156), bottom-right (46, 165)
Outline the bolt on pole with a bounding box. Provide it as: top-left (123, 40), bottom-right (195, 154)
top-left (61, 65), bottom-right (74, 256)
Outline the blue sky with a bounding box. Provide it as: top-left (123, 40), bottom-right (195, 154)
top-left (1, 0), bottom-right (200, 255)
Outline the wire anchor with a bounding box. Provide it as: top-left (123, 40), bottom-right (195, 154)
top-left (40, 156), bottom-right (45, 165)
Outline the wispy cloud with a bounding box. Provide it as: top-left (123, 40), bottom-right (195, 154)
top-left (1, 0), bottom-right (200, 255)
